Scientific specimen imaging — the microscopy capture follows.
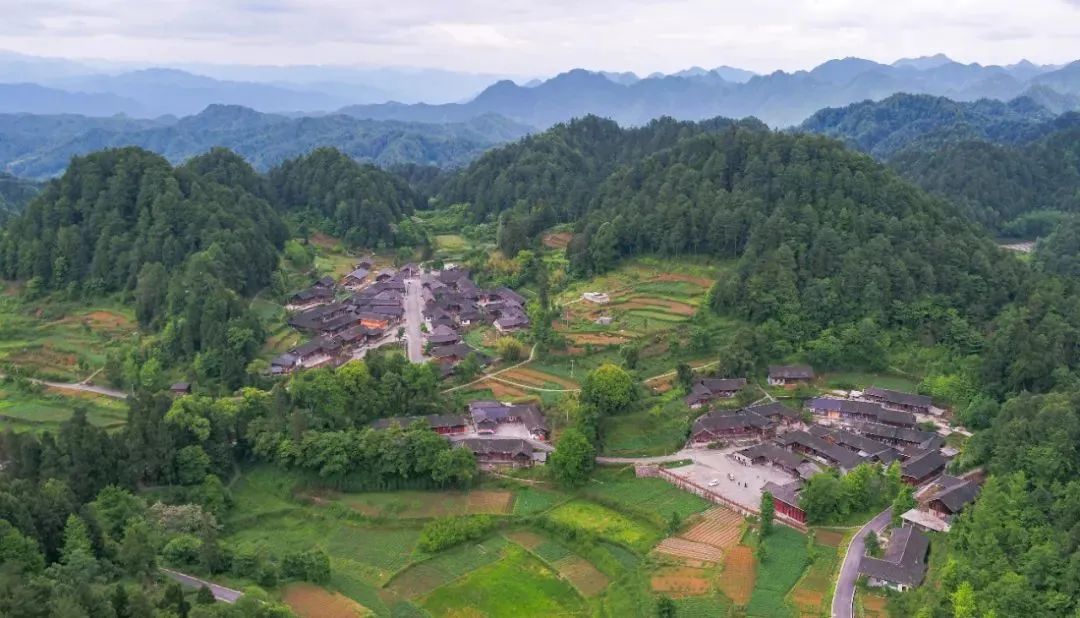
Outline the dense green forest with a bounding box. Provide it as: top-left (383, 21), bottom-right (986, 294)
top-left (0, 106), bottom-right (532, 179)
top-left (268, 148), bottom-right (424, 248)
top-left (798, 93), bottom-right (1064, 159)
top-left (891, 125), bottom-right (1080, 232)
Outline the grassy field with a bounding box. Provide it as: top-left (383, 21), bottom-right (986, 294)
top-left (601, 396), bottom-right (695, 457)
top-left (584, 467), bottom-right (712, 525)
top-left (546, 500), bottom-right (661, 552)
top-left (420, 544), bottom-right (585, 617)
top-left (383, 535), bottom-right (510, 602)
top-left (0, 382), bottom-right (127, 433)
top-left (746, 527), bottom-right (811, 617)
top-left (823, 372), bottom-right (919, 393)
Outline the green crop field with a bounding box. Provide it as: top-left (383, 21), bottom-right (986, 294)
top-left (746, 527), bottom-right (811, 617)
top-left (512, 486), bottom-right (569, 515)
top-left (420, 544), bottom-right (585, 617)
top-left (384, 536), bottom-right (510, 600)
top-left (546, 500), bottom-right (660, 552)
top-left (0, 383), bottom-right (127, 433)
top-left (584, 468), bottom-right (712, 524)
top-left (601, 398), bottom-right (694, 457)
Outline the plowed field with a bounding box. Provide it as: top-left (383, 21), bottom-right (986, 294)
top-left (717, 545), bottom-right (756, 605)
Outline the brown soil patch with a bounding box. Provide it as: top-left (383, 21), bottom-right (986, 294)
top-left (566, 332), bottom-right (628, 346)
top-left (10, 345), bottom-right (78, 369)
top-left (308, 233), bottom-right (341, 250)
top-left (718, 545), bottom-right (756, 606)
top-left (655, 273), bottom-right (715, 288)
top-left (654, 538), bottom-right (724, 563)
top-left (465, 491), bottom-right (515, 514)
top-left (650, 566), bottom-right (713, 598)
top-left (553, 555), bottom-right (610, 597)
top-left (542, 232), bottom-right (572, 249)
top-left (479, 379), bottom-right (529, 399)
top-left (44, 386), bottom-right (106, 400)
top-left (814, 529), bottom-right (845, 548)
top-left (283, 583), bottom-right (369, 618)
top-left (505, 530), bottom-right (545, 550)
top-left (82, 310), bottom-right (132, 330)
top-left (682, 508), bottom-right (743, 550)
top-left (563, 346), bottom-right (586, 356)
top-left (861, 592), bottom-right (890, 617)
top-left (503, 367), bottom-right (578, 389)
top-left (791, 587), bottom-right (826, 617)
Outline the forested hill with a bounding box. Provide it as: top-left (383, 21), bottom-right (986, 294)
top-left (0, 105), bottom-right (533, 179)
top-left (269, 148), bottom-right (426, 247)
top-left (890, 124), bottom-right (1080, 232)
top-left (798, 93), bottom-right (1062, 159)
top-left (0, 172), bottom-right (40, 223)
top-left (438, 115), bottom-right (769, 225)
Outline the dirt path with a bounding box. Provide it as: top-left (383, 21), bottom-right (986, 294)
top-left (0, 373), bottom-right (128, 400)
top-left (442, 344), bottom-right (538, 393)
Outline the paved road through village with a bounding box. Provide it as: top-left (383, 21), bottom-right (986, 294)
top-left (832, 508), bottom-right (892, 618)
top-left (403, 277), bottom-right (425, 363)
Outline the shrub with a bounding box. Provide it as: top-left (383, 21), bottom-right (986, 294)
top-left (495, 337), bottom-right (525, 361)
top-left (418, 516), bottom-right (497, 553)
top-left (282, 549), bottom-right (331, 583)
top-left (162, 534), bottom-right (202, 567)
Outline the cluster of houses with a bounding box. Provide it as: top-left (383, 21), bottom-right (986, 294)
top-left (419, 267), bottom-right (530, 375)
top-left (271, 259), bottom-right (409, 375)
top-left (422, 268), bottom-right (530, 334)
top-left (683, 365), bottom-right (816, 408)
top-left (369, 400), bottom-right (550, 467)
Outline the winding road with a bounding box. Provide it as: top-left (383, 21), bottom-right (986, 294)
top-left (160, 568), bottom-right (244, 603)
top-left (832, 508), bottom-right (891, 618)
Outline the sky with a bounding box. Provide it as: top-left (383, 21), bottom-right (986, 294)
top-left (0, 0), bottom-right (1078, 77)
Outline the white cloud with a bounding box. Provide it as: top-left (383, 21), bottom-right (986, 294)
top-left (0, 0), bottom-right (1075, 75)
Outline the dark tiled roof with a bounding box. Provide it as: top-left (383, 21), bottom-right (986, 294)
top-left (693, 410), bottom-right (773, 434)
top-left (738, 442), bottom-right (805, 470)
top-left (807, 398), bottom-right (916, 427)
top-left (866, 387), bottom-right (932, 409)
top-left (850, 422), bottom-right (942, 448)
top-left (745, 402), bottom-right (800, 420)
top-left (763, 480), bottom-right (803, 507)
top-left (859, 527), bottom-right (930, 587)
top-left (769, 364), bottom-right (814, 379)
top-left (902, 451), bottom-right (948, 480)
top-left (344, 267), bottom-right (369, 281)
top-left (685, 378), bottom-right (747, 405)
top-left (458, 438), bottom-right (533, 457)
top-left (780, 430), bottom-right (865, 470)
top-left (930, 477), bottom-right (979, 513)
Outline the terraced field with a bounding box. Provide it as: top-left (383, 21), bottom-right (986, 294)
top-left (655, 537), bottom-right (725, 563)
top-left (681, 508), bottom-right (744, 550)
top-left (650, 565), bottom-right (714, 597)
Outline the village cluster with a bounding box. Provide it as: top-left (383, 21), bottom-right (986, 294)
top-left (270, 260), bottom-right (530, 377)
top-left (674, 364), bottom-right (978, 592)
top-left (370, 399), bottom-right (551, 466)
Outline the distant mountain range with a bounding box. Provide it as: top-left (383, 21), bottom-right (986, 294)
top-left (2, 50), bottom-right (1075, 127)
top-left (339, 56), bottom-right (1079, 128)
top-left (0, 105), bottom-right (533, 178)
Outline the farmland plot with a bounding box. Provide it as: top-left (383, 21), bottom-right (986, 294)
top-left (681, 507), bottom-right (744, 550)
